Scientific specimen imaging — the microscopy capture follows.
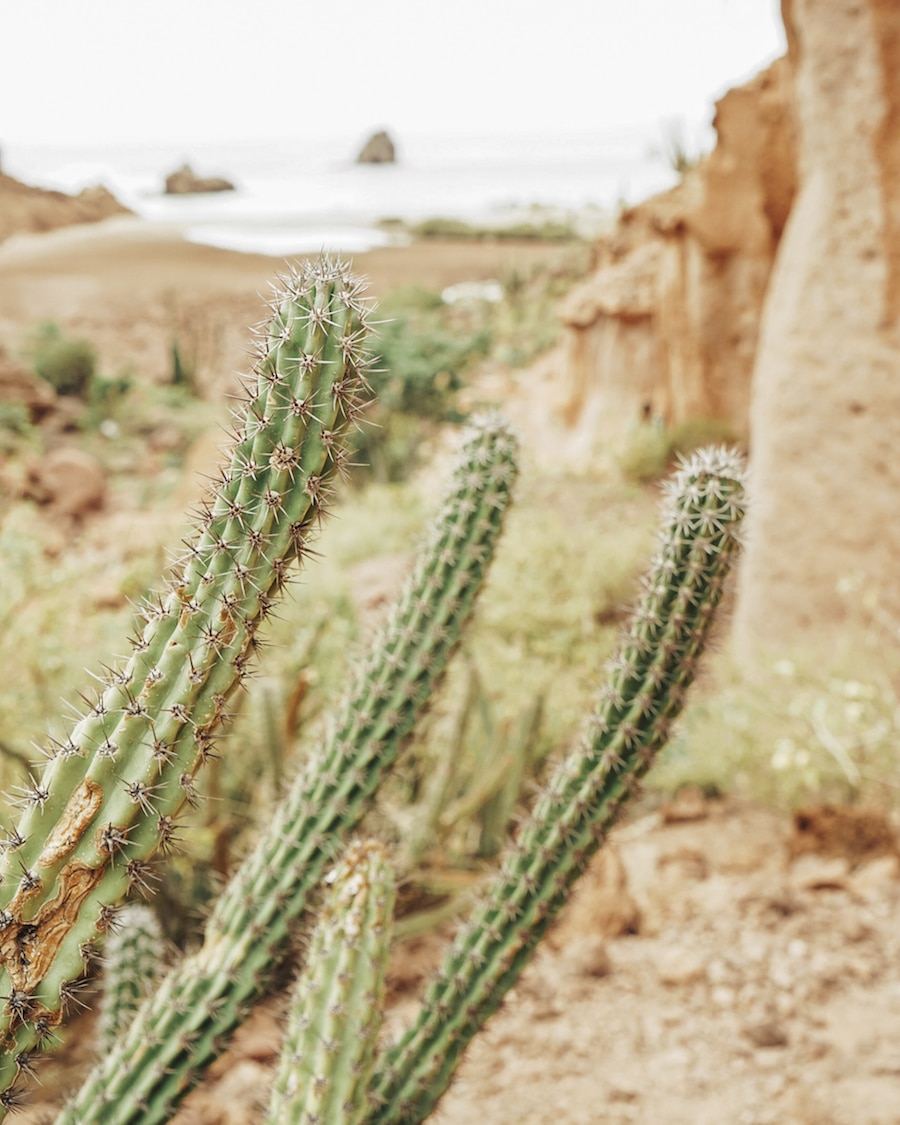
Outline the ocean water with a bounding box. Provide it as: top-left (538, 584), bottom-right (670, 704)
top-left (3, 130), bottom-right (679, 256)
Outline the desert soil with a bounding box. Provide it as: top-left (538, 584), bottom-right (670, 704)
top-left (17, 797), bottom-right (900, 1124)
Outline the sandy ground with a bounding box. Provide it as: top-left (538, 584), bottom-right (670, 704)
top-left (0, 217), bottom-right (574, 398)
top-left (16, 797), bottom-right (900, 1124)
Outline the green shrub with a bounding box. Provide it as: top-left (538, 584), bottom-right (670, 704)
top-left (354, 286), bottom-right (492, 480)
top-left (618, 417), bottom-right (744, 483)
top-left (26, 321), bottom-right (96, 397)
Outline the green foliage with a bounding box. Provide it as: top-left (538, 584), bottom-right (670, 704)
top-left (354, 286), bottom-right (491, 480)
top-left (26, 321), bottom-right (97, 397)
top-left (618, 417), bottom-right (743, 483)
top-left (170, 337), bottom-right (198, 394)
top-left (0, 403), bottom-right (30, 436)
top-left (409, 216), bottom-right (578, 242)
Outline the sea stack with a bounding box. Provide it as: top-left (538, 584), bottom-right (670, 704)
top-left (356, 130), bottom-right (396, 164)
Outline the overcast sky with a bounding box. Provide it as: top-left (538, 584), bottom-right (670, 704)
top-left (1, 0), bottom-right (785, 147)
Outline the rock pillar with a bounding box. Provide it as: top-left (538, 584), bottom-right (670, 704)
top-left (732, 0), bottom-right (900, 660)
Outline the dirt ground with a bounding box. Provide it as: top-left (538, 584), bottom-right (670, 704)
top-left (16, 797), bottom-right (900, 1124)
top-left (176, 797), bottom-right (900, 1125)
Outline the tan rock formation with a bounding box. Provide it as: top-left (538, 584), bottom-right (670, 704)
top-left (356, 129), bottom-right (397, 164)
top-left (0, 175), bottom-right (132, 245)
top-left (558, 59), bottom-right (796, 452)
top-left (731, 0), bottom-right (900, 658)
top-left (163, 163), bottom-right (236, 195)
top-left (23, 447), bottom-right (106, 521)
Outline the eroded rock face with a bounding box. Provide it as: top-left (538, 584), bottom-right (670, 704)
top-left (558, 58), bottom-right (796, 450)
top-left (732, 0), bottom-right (900, 656)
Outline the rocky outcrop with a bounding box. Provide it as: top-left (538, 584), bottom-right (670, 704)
top-left (558, 58), bottom-right (796, 448)
top-left (0, 174), bottom-right (132, 245)
top-left (0, 350), bottom-right (56, 420)
top-left (22, 447), bottom-right (106, 521)
top-left (732, 0), bottom-right (900, 656)
top-left (356, 130), bottom-right (396, 164)
top-left (163, 164), bottom-right (236, 195)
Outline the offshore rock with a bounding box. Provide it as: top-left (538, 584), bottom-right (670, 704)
top-left (356, 130), bottom-right (397, 164)
top-left (163, 163), bottom-right (236, 194)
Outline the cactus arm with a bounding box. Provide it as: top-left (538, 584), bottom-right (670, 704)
top-left (97, 905), bottom-right (164, 1051)
top-left (57, 417), bottom-right (518, 1125)
top-left (366, 447), bottom-right (747, 1125)
top-left (265, 839), bottom-right (394, 1125)
top-left (0, 257), bottom-right (374, 1111)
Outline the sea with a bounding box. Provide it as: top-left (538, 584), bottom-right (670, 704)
top-left (2, 129), bottom-right (682, 257)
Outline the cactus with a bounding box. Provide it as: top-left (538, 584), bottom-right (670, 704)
top-left (365, 446), bottom-right (747, 1124)
top-left (57, 416), bottom-right (518, 1124)
top-left (0, 256), bottom-right (375, 1110)
top-left (266, 839), bottom-right (395, 1125)
top-left (97, 905), bottom-right (164, 1050)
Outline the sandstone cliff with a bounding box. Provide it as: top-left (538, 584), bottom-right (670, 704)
top-left (732, 0), bottom-right (900, 658)
top-left (558, 57), bottom-right (796, 450)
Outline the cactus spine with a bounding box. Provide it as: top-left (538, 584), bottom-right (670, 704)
top-left (97, 905), bottom-right (164, 1050)
top-left (266, 839), bottom-right (394, 1125)
top-left (366, 446), bottom-right (747, 1124)
top-left (0, 256), bottom-right (374, 1111)
top-left (58, 416), bottom-right (519, 1124)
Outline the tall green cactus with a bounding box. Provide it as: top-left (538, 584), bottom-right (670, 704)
top-left (0, 256), bottom-right (374, 1110)
top-left (58, 416), bottom-right (518, 1124)
top-left (266, 839), bottom-right (395, 1125)
top-left (366, 446), bottom-right (747, 1124)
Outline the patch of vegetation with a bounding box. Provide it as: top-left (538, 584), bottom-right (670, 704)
top-left (409, 216), bottom-right (579, 242)
top-left (618, 417), bottom-right (744, 483)
top-left (26, 321), bottom-right (97, 397)
top-left (354, 285), bottom-right (492, 480)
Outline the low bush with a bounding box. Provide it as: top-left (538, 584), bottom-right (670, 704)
top-left (26, 321), bottom-right (96, 397)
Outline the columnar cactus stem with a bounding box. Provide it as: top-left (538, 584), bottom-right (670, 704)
top-left (97, 905), bottom-right (164, 1050)
top-left (366, 447), bottom-right (747, 1125)
top-left (266, 839), bottom-right (394, 1125)
top-left (0, 256), bottom-right (374, 1111)
top-left (58, 416), bottom-right (518, 1125)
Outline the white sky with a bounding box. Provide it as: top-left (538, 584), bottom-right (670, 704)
top-left (1, 0), bottom-right (786, 147)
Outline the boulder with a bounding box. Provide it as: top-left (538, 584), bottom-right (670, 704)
top-left (23, 447), bottom-right (106, 520)
top-left (0, 351), bottom-right (56, 420)
top-left (163, 163), bottom-right (236, 195)
top-left (356, 130), bottom-right (396, 164)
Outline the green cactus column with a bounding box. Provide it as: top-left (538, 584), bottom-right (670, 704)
top-left (366, 446), bottom-right (747, 1125)
top-left (0, 256), bottom-right (374, 1112)
top-left (97, 904), bottom-right (164, 1050)
top-left (266, 838), bottom-right (395, 1125)
top-left (58, 416), bottom-right (518, 1125)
